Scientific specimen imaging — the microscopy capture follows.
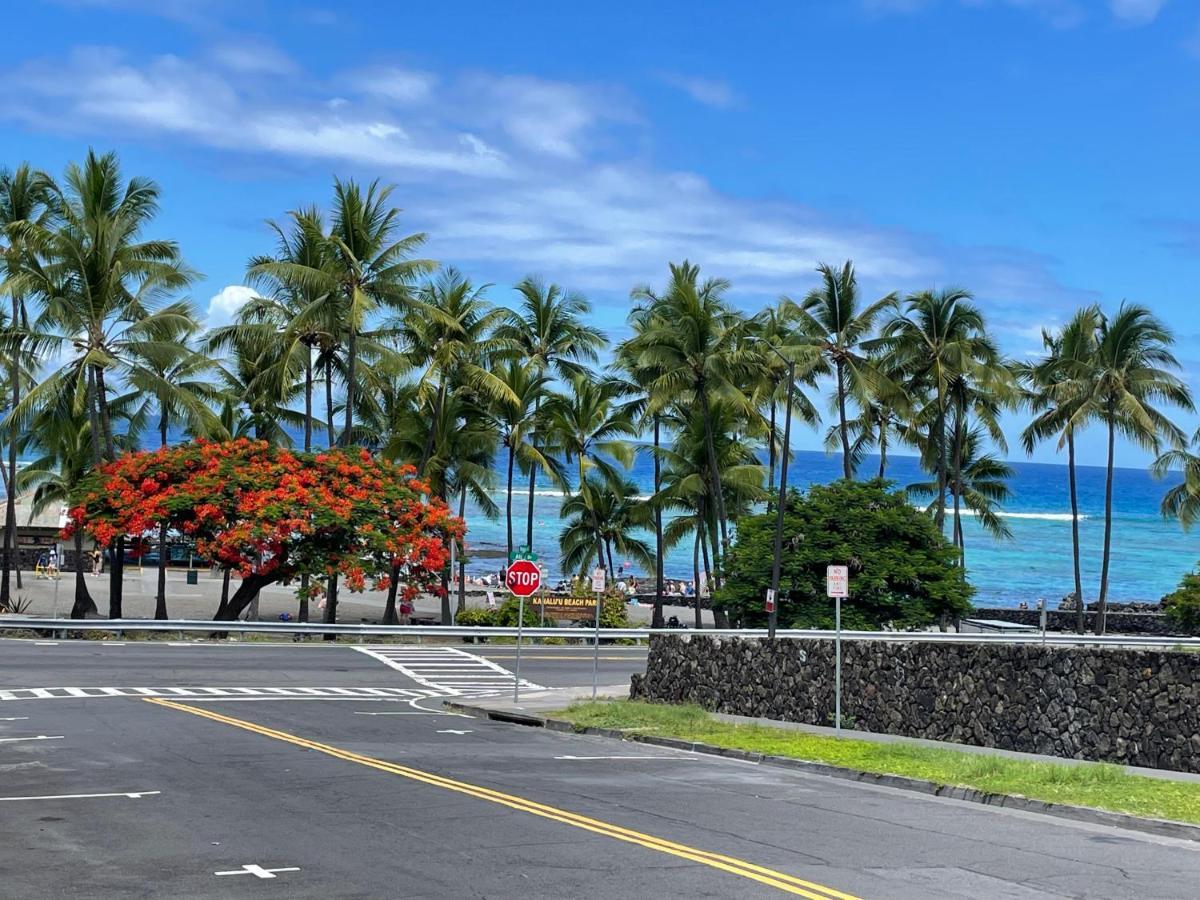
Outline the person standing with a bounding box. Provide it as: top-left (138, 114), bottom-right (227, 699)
top-left (91, 547), bottom-right (102, 577)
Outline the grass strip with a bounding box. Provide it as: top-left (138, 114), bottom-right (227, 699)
top-left (555, 700), bottom-right (1200, 826)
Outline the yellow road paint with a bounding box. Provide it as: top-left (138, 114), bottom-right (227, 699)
top-left (145, 697), bottom-right (858, 899)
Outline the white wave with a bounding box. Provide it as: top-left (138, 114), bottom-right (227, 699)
top-left (918, 504), bottom-right (1086, 522)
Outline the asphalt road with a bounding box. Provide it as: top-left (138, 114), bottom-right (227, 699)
top-left (1, 639), bottom-right (1197, 898)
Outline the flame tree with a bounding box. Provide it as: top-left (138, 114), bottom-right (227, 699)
top-left (65, 439), bottom-right (459, 621)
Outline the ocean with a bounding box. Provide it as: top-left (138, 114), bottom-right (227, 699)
top-left (55, 429), bottom-right (1198, 609)
top-left (455, 449), bottom-right (1196, 609)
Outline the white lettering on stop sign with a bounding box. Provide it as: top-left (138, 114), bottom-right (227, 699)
top-left (507, 561), bottom-right (542, 596)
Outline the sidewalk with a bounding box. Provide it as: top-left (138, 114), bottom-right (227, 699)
top-left (448, 689), bottom-right (1200, 785)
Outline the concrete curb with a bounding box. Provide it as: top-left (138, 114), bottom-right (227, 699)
top-left (448, 701), bottom-right (1200, 845)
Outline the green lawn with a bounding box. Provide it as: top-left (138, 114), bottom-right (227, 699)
top-left (556, 700), bottom-right (1200, 826)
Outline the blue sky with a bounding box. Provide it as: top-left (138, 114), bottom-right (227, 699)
top-left (2, 0), bottom-right (1198, 468)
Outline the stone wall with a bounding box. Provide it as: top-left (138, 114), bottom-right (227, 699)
top-left (980, 608), bottom-right (1185, 636)
top-left (630, 635), bottom-right (1200, 773)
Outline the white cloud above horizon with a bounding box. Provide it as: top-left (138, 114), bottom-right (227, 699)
top-left (864, 0), bottom-right (1167, 27)
top-left (658, 73), bottom-right (740, 108)
top-left (205, 284), bottom-right (257, 325)
top-left (0, 41), bottom-right (1095, 346)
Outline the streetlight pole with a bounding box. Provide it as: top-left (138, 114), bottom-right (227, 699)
top-left (766, 347), bottom-right (795, 641)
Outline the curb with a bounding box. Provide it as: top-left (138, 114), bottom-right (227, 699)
top-left (448, 701), bottom-right (1200, 845)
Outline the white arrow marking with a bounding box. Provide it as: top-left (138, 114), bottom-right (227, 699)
top-left (436, 729), bottom-right (473, 735)
top-left (214, 864), bottom-right (299, 879)
top-left (0, 735), bottom-right (63, 743)
top-left (0, 790), bottom-right (161, 801)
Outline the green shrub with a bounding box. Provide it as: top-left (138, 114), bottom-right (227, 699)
top-left (715, 479), bottom-right (973, 630)
top-left (454, 607), bottom-right (497, 627)
top-left (1162, 570), bottom-right (1200, 635)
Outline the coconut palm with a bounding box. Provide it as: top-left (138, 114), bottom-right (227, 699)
top-left (248, 178), bottom-right (434, 447)
top-left (559, 476), bottom-right (654, 579)
top-left (128, 323), bottom-right (225, 619)
top-left (0, 163), bottom-right (57, 607)
top-left (1153, 431), bottom-right (1200, 530)
top-left (909, 427), bottom-right (1013, 564)
top-left (13, 150), bottom-right (196, 617)
top-left (494, 277), bottom-right (605, 554)
top-left (632, 261), bottom-right (757, 571)
top-left (792, 261), bottom-right (896, 480)
top-left (881, 288), bottom-right (992, 532)
top-left (1072, 304), bottom-right (1192, 634)
top-left (1020, 307), bottom-right (1101, 632)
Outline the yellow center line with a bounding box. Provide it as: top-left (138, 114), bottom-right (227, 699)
top-left (144, 697), bottom-right (859, 899)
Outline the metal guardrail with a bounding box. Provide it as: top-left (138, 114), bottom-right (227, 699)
top-left (0, 616), bottom-right (1198, 648)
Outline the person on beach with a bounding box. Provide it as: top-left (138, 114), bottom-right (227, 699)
top-left (91, 547), bottom-right (102, 576)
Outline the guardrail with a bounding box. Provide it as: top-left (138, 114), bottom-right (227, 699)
top-left (1, 616), bottom-right (1198, 648)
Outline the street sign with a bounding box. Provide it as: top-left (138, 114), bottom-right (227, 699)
top-left (826, 565), bottom-right (848, 598)
top-left (591, 567), bottom-right (606, 593)
top-left (765, 588), bottom-right (776, 614)
top-left (506, 559), bottom-right (542, 597)
top-left (537, 596), bottom-right (597, 619)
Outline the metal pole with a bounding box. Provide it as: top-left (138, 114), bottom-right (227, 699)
top-left (591, 589), bottom-right (601, 698)
top-left (769, 358), bottom-right (794, 640)
top-left (1039, 597), bottom-right (1047, 645)
top-left (835, 594), bottom-right (842, 736)
top-left (513, 593), bottom-right (524, 703)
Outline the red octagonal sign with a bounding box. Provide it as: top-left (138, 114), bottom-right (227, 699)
top-left (505, 559), bottom-right (542, 597)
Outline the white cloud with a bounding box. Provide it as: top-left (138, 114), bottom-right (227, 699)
top-left (1109, 0), bottom-right (1167, 24)
top-left (350, 66), bottom-right (436, 105)
top-left (210, 40), bottom-right (296, 76)
top-left (0, 44), bottom-right (1092, 346)
top-left (206, 285), bottom-right (257, 325)
top-left (658, 73), bottom-right (740, 109)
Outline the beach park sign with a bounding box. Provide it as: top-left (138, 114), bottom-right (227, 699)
top-left (505, 559), bottom-right (542, 597)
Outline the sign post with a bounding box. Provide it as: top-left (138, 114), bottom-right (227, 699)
top-left (591, 567), bottom-right (606, 698)
top-left (506, 557), bottom-right (542, 703)
top-left (826, 565), bottom-right (849, 735)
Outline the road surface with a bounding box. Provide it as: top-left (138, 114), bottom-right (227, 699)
top-left (0, 638), bottom-right (1196, 898)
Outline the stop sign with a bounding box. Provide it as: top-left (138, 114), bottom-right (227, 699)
top-left (505, 559), bottom-right (542, 597)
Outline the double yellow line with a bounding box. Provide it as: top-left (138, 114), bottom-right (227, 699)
top-left (145, 697), bottom-right (858, 899)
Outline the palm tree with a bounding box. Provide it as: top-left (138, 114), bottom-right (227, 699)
top-left (128, 322), bottom-right (225, 619)
top-left (248, 178), bottom-right (434, 447)
top-left (1073, 304), bottom-right (1192, 634)
top-left (633, 261), bottom-right (756, 572)
top-left (14, 150), bottom-right (195, 618)
top-left (543, 374), bottom-right (636, 574)
top-left (1153, 430), bottom-right (1200, 529)
top-left (881, 287), bottom-right (990, 533)
top-left (793, 261), bottom-right (896, 480)
top-left (1020, 307), bottom-right (1101, 632)
top-left (909, 427), bottom-right (1013, 564)
top-left (0, 163), bottom-right (57, 608)
top-left (559, 477), bottom-right (654, 579)
top-left (494, 277), bottom-right (605, 555)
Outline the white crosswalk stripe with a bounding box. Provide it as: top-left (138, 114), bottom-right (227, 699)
top-left (0, 686), bottom-right (438, 701)
top-left (352, 646), bottom-right (544, 696)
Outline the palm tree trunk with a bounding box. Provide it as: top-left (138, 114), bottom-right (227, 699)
top-left (70, 528), bottom-right (97, 619)
top-left (86, 367), bottom-right (102, 467)
top-left (440, 561), bottom-right (451, 626)
top-left (951, 409), bottom-right (964, 565)
top-left (457, 487), bottom-right (468, 613)
top-left (1097, 414), bottom-right (1116, 636)
top-left (606, 540), bottom-right (615, 581)
top-left (1067, 428), bottom-right (1084, 634)
top-left (935, 388), bottom-right (947, 532)
top-left (698, 384), bottom-right (728, 568)
top-left (298, 354), bottom-right (312, 624)
top-left (767, 398), bottom-right (777, 491)
top-left (699, 521), bottom-right (713, 630)
top-left (1, 293), bottom-right (18, 608)
top-left (878, 419), bottom-right (888, 480)
top-left (155, 417), bottom-right (169, 620)
top-left (505, 442), bottom-right (515, 563)
top-left (418, 380), bottom-right (445, 475)
top-left (836, 359), bottom-right (852, 480)
top-left (342, 323), bottom-right (356, 447)
top-left (325, 357), bottom-right (335, 449)
top-left (525, 398), bottom-right (541, 552)
top-left (692, 526), bottom-right (702, 630)
top-left (652, 415), bottom-right (664, 629)
top-left (95, 365), bottom-right (123, 618)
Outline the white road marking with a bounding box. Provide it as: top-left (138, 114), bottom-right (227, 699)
top-left (0, 790), bottom-right (160, 801)
top-left (353, 646), bottom-right (544, 697)
top-left (34, 642), bottom-right (57, 646)
top-left (436, 729), bottom-right (473, 735)
top-left (0, 686), bottom-right (439, 702)
top-left (0, 717), bottom-right (29, 721)
top-left (214, 864), bottom-right (299, 879)
top-left (0, 735), bottom-right (63, 743)
top-left (354, 711), bottom-right (450, 716)
top-left (554, 755), bottom-right (696, 761)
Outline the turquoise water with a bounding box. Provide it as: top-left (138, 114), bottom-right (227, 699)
top-left (457, 450), bottom-right (1197, 609)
